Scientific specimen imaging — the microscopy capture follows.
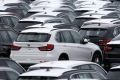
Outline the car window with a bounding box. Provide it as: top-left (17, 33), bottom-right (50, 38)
top-left (5, 60), bottom-right (25, 74)
top-left (79, 28), bottom-right (107, 39)
top-left (70, 31), bottom-right (81, 43)
top-left (17, 33), bottom-right (51, 42)
top-left (107, 70), bottom-right (120, 79)
top-left (11, 17), bottom-right (19, 27)
top-left (0, 71), bottom-right (9, 80)
top-left (61, 31), bottom-right (74, 43)
top-left (6, 71), bottom-right (19, 80)
top-left (72, 65), bottom-right (92, 70)
top-left (0, 31), bottom-right (12, 43)
top-left (18, 76), bottom-right (59, 80)
top-left (2, 16), bottom-right (13, 27)
top-left (90, 64), bottom-right (106, 76)
top-left (113, 27), bottom-right (120, 37)
top-left (70, 72), bottom-right (93, 79)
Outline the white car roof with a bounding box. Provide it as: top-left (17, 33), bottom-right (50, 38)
top-left (26, 23), bottom-right (65, 28)
top-left (31, 12), bottom-right (62, 17)
top-left (20, 68), bottom-right (74, 77)
top-left (21, 28), bottom-right (53, 34)
top-left (84, 19), bottom-right (118, 24)
top-left (83, 10), bottom-right (114, 15)
top-left (107, 40), bottom-right (120, 45)
top-left (29, 61), bottom-right (96, 69)
top-left (110, 65), bottom-right (120, 70)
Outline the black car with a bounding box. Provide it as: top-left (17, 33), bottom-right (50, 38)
top-left (104, 33), bottom-right (120, 68)
top-left (0, 58), bottom-right (26, 74)
top-left (79, 23), bottom-right (120, 66)
top-left (0, 24), bottom-right (18, 57)
top-left (107, 65), bottom-right (120, 80)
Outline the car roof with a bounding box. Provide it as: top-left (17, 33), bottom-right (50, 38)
top-left (76, 14), bottom-right (103, 19)
top-left (83, 10), bottom-right (115, 15)
top-left (84, 19), bottom-right (118, 24)
top-left (29, 61), bottom-right (97, 69)
top-left (31, 12), bottom-right (63, 17)
top-left (20, 17), bottom-right (59, 22)
top-left (26, 23), bottom-right (66, 28)
top-left (20, 68), bottom-right (74, 77)
top-left (81, 23), bottom-right (120, 29)
top-left (109, 65), bottom-right (120, 71)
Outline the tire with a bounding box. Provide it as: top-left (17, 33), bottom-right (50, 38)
top-left (92, 54), bottom-right (102, 65)
top-left (58, 54), bottom-right (69, 60)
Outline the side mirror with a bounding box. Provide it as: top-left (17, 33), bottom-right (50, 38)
top-left (80, 38), bottom-right (89, 44)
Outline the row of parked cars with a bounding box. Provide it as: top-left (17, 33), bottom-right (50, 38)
top-left (1, 58), bottom-right (120, 80)
top-left (1, 0), bottom-right (120, 79)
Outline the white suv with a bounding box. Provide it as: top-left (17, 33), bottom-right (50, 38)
top-left (10, 27), bottom-right (103, 64)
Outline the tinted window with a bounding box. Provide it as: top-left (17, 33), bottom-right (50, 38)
top-left (0, 59), bottom-right (25, 74)
top-left (2, 16), bottom-right (13, 27)
top-left (14, 22), bottom-right (42, 31)
top-left (11, 17), bottom-right (19, 27)
top-left (70, 72), bottom-right (93, 79)
top-left (90, 64), bottom-right (106, 76)
top-left (70, 31), bottom-right (81, 43)
top-left (18, 76), bottom-right (58, 80)
top-left (17, 33), bottom-right (51, 42)
top-left (61, 31), bottom-right (74, 43)
top-left (0, 71), bottom-right (19, 80)
top-left (6, 71), bottom-right (19, 80)
top-left (79, 28), bottom-right (107, 38)
top-left (73, 65), bottom-right (92, 70)
top-left (0, 31), bottom-right (12, 43)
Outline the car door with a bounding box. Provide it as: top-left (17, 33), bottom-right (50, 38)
top-left (70, 30), bottom-right (92, 61)
top-left (55, 30), bottom-right (76, 59)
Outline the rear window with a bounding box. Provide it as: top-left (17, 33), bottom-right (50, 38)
top-left (18, 76), bottom-right (59, 80)
top-left (14, 22), bottom-right (42, 31)
top-left (79, 28), bottom-right (107, 38)
top-left (0, 30), bottom-right (17, 43)
top-left (16, 33), bottom-right (51, 42)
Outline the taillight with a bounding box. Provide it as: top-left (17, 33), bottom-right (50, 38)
top-left (99, 39), bottom-right (111, 46)
top-left (11, 45), bottom-right (21, 50)
top-left (104, 45), bottom-right (112, 52)
top-left (38, 44), bottom-right (54, 51)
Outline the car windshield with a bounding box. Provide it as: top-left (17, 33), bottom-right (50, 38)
top-left (16, 33), bottom-right (51, 42)
top-left (18, 76), bottom-right (60, 80)
top-left (79, 28), bottom-right (107, 38)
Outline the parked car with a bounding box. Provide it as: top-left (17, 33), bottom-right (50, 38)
top-left (14, 17), bottom-right (71, 32)
top-left (0, 24), bottom-right (18, 57)
top-left (104, 33), bottom-right (120, 68)
top-left (10, 28), bottom-right (103, 65)
top-left (28, 61), bottom-right (107, 76)
top-left (107, 65), bottom-right (120, 80)
top-left (0, 58), bottom-right (26, 74)
top-left (18, 69), bottom-right (107, 80)
top-left (0, 6), bottom-right (28, 18)
top-left (3, 0), bottom-right (31, 11)
top-left (79, 23), bottom-right (120, 54)
top-left (25, 23), bottom-right (75, 30)
top-left (0, 67), bottom-right (20, 80)
top-left (0, 14), bottom-right (20, 28)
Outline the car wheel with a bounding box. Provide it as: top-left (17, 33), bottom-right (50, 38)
top-left (92, 54), bottom-right (102, 65)
top-left (58, 54), bottom-right (69, 60)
